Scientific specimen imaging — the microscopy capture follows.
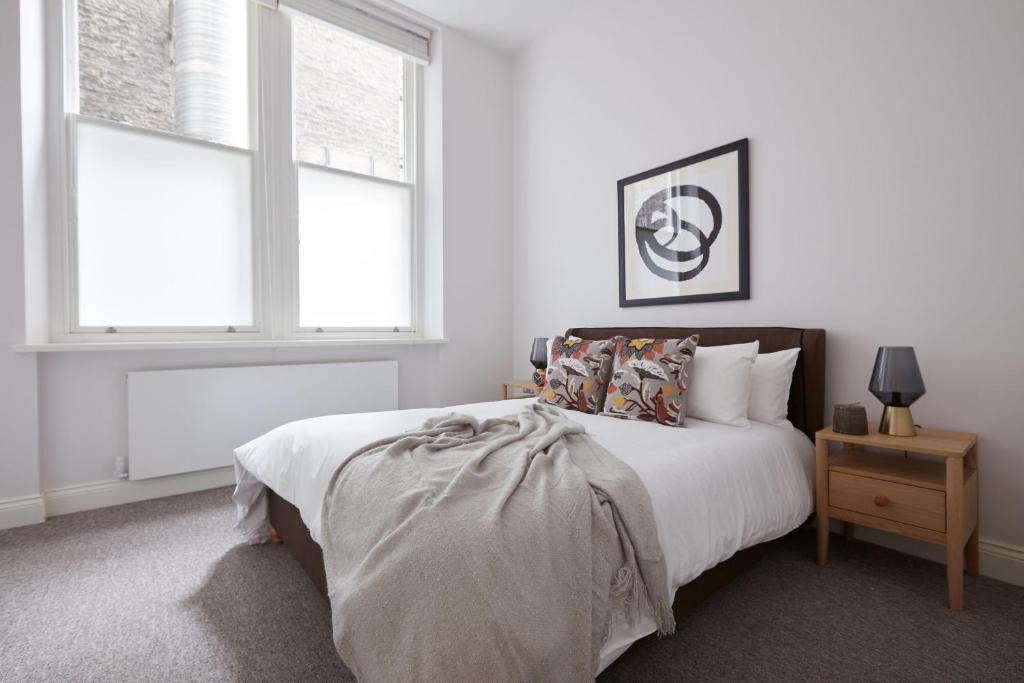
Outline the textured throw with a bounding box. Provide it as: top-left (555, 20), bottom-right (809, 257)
top-left (319, 403), bottom-right (674, 682)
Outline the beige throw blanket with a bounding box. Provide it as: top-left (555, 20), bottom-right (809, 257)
top-left (320, 403), bottom-right (674, 682)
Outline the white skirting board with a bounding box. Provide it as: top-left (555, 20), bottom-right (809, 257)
top-left (43, 466), bottom-right (236, 518)
top-left (828, 519), bottom-right (1024, 588)
top-left (0, 468), bottom-right (234, 530)
top-left (0, 494), bottom-right (46, 531)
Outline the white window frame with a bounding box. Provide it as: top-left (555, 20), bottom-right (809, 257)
top-left (46, 0), bottom-right (423, 344)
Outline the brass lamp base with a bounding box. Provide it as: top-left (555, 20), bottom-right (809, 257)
top-left (879, 406), bottom-right (916, 436)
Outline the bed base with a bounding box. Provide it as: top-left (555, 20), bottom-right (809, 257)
top-left (269, 489), bottom-right (328, 595)
top-left (268, 488), bottom-right (781, 620)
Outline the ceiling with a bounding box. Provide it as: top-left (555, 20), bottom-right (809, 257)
top-left (395, 0), bottom-right (585, 54)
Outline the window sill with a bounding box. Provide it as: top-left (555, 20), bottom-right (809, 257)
top-left (14, 337), bottom-right (449, 353)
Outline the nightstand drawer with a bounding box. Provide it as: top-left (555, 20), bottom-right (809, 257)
top-left (829, 471), bottom-right (946, 532)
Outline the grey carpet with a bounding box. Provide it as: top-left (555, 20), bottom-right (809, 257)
top-left (0, 488), bottom-right (1021, 682)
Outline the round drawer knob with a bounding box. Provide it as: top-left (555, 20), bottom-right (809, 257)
top-left (874, 495), bottom-right (890, 507)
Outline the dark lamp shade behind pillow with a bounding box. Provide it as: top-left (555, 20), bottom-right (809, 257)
top-left (530, 337), bottom-right (548, 370)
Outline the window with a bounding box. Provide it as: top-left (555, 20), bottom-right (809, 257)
top-left (55, 0), bottom-right (428, 342)
top-left (72, 0), bottom-right (254, 333)
top-left (291, 13), bottom-right (414, 330)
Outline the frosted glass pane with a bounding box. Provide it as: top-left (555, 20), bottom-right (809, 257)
top-left (76, 118), bottom-right (254, 328)
top-left (298, 166), bottom-right (412, 328)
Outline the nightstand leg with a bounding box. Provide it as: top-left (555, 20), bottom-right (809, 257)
top-left (843, 522), bottom-right (855, 541)
top-left (965, 443), bottom-right (980, 577)
top-left (966, 527), bottom-right (980, 577)
top-left (946, 546), bottom-right (964, 612)
top-left (815, 438), bottom-right (829, 566)
top-left (945, 457), bottom-right (965, 611)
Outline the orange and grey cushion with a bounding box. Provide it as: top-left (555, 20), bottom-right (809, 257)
top-left (538, 336), bottom-right (616, 414)
top-left (600, 335), bottom-right (700, 426)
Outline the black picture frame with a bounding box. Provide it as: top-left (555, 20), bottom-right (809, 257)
top-left (617, 138), bottom-right (749, 307)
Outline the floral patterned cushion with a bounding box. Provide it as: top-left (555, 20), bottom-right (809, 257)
top-left (538, 336), bottom-right (616, 414)
top-left (601, 335), bottom-right (700, 426)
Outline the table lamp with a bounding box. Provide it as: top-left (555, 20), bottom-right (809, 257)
top-left (869, 346), bottom-right (926, 436)
top-left (530, 337), bottom-right (548, 387)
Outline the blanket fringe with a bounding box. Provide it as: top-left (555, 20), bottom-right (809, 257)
top-left (610, 562), bottom-right (676, 636)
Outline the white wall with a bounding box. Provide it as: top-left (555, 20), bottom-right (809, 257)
top-left (0, 0), bottom-right (42, 506)
top-left (2, 23), bottom-right (512, 497)
top-left (512, 0), bottom-right (1024, 549)
top-left (435, 27), bottom-right (514, 406)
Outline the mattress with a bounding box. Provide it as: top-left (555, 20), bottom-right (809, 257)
top-left (233, 398), bottom-right (814, 672)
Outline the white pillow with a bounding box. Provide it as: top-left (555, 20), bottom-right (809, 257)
top-left (685, 341), bottom-right (759, 427)
top-left (748, 348), bottom-right (801, 428)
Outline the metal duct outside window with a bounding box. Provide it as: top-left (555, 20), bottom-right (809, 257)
top-left (173, 0), bottom-right (250, 148)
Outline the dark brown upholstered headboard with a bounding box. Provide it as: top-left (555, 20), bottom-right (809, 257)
top-left (565, 327), bottom-right (826, 439)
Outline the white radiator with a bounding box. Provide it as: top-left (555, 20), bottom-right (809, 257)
top-left (127, 361), bottom-right (398, 480)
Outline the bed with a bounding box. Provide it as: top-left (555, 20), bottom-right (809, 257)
top-left (233, 326), bottom-right (825, 674)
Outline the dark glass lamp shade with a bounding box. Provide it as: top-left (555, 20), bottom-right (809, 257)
top-left (530, 337), bottom-right (548, 370)
top-left (869, 347), bottom-right (925, 407)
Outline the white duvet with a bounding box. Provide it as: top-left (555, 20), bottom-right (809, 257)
top-left (233, 398), bottom-right (814, 673)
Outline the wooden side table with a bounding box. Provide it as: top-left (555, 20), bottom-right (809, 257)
top-left (815, 423), bottom-right (979, 611)
top-left (501, 379), bottom-right (540, 400)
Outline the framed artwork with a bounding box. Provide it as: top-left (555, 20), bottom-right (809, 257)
top-left (618, 138), bottom-right (749, 307)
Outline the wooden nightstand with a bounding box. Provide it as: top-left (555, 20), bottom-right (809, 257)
top-left (815, 423), bottom-right (979, 611)
top-left (501, 379), bottom-right (540, 400)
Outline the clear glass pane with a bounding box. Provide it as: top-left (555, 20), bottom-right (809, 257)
top-left (293, 13), bottom-right (405, 181)
top-left (298, 166), bottom-right (412, 328)
top-left (76, 118), bottom-right (254, 328)
top-left (77, 0), bottom-right (249, 148)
